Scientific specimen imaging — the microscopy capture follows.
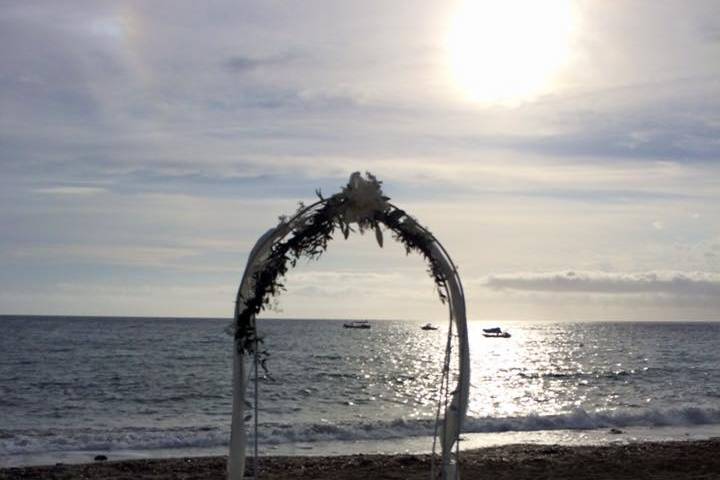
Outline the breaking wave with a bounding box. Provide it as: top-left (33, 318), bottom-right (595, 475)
top-left (3, 406), bottom-right (720, 456)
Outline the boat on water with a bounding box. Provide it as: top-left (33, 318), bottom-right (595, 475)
top-left (421, 323), bottom-right (438, 331)
top-left (343, 320), bottom-right (371, 329)
top-left (482, 327), bottom-right (511, 338)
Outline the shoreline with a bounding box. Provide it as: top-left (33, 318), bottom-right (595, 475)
top-left (3, 439), bottom-right (720, 480)
top-left (5, 423), bottom-right (720, 469)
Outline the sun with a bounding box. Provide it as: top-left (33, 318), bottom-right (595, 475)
top-left (445, 0), bottom-right (576, 105)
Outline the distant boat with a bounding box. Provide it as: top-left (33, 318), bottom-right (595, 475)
top-left (421, 323), bottom-right (438, 331)
top-left (482, 327), bottom-right (511, 338)
top-left (343, 320), bottom-right (371, 329)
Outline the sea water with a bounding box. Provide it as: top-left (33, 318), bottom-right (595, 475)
top-left (1, 316), bottom-right (720, 466)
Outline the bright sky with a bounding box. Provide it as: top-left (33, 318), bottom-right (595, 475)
top-left (1, 0), bottom-right (719, 321)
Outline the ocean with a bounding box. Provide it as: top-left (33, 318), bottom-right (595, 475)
top-left (2, 316), bottom-right (720, 467)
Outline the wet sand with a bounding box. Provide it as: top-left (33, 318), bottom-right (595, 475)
top-left (2, 439), bottom-right (720, 479)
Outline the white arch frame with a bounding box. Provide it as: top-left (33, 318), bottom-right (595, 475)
top-left (229, 175), bottom-right (470, 479)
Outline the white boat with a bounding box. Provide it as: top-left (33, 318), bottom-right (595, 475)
top-left (343, 320), bottom-right (371, 329)
top-left (482, 327), bottom-right (511, 338)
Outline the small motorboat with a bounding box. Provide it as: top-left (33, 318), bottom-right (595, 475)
top-left (482, 327), bottom-right (511, 338)
top-left (343, 320), bottom-right (371, 329)
top-left (421, 323), bottom-right (438, 331)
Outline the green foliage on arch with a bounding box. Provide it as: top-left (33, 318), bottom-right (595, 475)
top-left (235, 173), bottom-right (451, 355)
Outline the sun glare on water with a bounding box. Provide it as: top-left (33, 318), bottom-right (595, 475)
top-left (445, 0), bottom-right (576, 105)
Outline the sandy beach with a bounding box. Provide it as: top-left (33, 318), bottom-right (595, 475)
top-left (3, 439), bottom-right (720, 480)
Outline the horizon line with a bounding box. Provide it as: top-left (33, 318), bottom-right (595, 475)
top-left (0, 314), bottom-right (718, 323)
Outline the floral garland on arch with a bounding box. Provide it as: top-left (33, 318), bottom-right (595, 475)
top-left (234, 171), bottom-right (451, 356)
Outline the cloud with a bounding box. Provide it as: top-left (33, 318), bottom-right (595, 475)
top-left (0, 279), bottom-right (238, 318)
top-left (484, 271), bottom-right (720, 296)
top-left (33, 186), bottom-right (107, 196)
top-left (223, 53), bottom-right (299, 73)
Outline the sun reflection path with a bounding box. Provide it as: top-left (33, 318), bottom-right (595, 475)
top-left (467, 323), bottom-right (594, 419)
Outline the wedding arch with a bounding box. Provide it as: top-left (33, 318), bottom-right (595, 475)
top-left (229, 172), bottom-right (470, 479)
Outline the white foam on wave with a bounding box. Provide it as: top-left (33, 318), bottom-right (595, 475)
top-left (464, 406), bottom-right (720, 433)
top-left (0, 427), bottom-right (229, 456)
top-left (3, 406), bottom-right (720, 457)
top-left (260, 406), bottom-right (720, 443)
